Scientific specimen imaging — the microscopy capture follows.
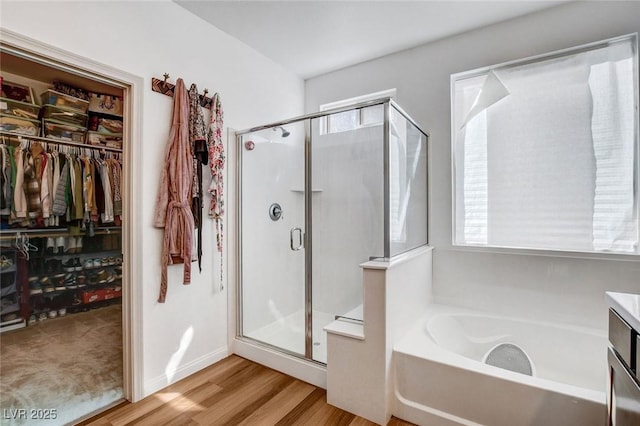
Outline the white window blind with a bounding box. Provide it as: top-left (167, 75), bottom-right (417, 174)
top-left (452, 35), bottom-right (639, 254)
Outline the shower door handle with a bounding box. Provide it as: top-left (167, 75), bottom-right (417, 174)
top-left (290, 227), bottom-right (303, 251)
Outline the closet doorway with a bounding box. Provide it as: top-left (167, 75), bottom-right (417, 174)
top-left (0, 29), bottom-right (142, 424)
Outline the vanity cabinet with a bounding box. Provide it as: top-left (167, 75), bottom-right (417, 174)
top-left (606, 292), bottom-right (640, 426)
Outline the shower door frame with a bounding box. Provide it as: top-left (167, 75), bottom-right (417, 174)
top-left (235, 96), bottom-right (428, 364)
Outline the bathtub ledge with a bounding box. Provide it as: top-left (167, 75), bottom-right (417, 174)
top-left (324, 319), bottom-right (365, 340)
top-left (360, 245), bottom-right (433, 270)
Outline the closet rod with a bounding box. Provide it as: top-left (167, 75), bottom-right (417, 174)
top-left (0, 131), bottom-right (123, 153)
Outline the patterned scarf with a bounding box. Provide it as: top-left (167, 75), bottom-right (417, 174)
top-left (207, 93), bottom-right (225, 289)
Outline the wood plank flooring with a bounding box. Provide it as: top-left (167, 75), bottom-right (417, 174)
top-left (78, 355), bottom-right (415, 426)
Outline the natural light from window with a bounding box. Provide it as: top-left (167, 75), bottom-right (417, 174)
top-left (451, 34), bottom-right (639, 255)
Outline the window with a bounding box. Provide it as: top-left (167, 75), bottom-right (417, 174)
top-left (451, 35), bottom-right (639, 255)
top-left (319, 88), bottom-right (396, 134)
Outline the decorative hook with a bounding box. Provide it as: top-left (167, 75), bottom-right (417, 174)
top-left (203, 88), bottom-right (209, 97)
top-left (163, 73), bottom-right (170, 85)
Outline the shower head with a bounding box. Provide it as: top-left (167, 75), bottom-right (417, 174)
top-left (273, 126), bottom-right (290, 138)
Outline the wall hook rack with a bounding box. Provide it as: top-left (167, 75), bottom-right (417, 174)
top-left (151, 74), bottom-right (215, 109)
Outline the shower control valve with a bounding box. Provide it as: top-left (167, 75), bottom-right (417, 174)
top-left (269, 203), bottom-right (283, 221)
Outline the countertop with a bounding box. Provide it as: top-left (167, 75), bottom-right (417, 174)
top-left (606, 291), bottom-right (640, 332)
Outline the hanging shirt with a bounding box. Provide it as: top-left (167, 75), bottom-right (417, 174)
top-left (13, 148), bottom-right (27, 220)
top-left (40, 152), bottom-right (51, 219)
top-left (188, 83), bottom-right (207, 271)
top-left (99, 160), bottom-right (114, 223)
top-left (52, 160), bottom-right (69, 216)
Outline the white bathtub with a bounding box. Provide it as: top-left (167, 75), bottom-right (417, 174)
top-left (392, 304), bottom-right (607, 426)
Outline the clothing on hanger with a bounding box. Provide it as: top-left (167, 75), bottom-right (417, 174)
top-left (154, 78), bottom-right (195, 303)
top-left (207, 93), bottom-right (225, 289)
top-left (189, 83), bottom-right (207, 272)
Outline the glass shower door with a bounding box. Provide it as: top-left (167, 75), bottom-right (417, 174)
top-left (239, 121), bottom-right (306, 356)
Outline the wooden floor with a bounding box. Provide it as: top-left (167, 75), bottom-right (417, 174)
top-left (79, 355), bottom-right (415, 426)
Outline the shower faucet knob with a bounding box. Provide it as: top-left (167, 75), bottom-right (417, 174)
top-left (269, 203), bottom-right (283, 221)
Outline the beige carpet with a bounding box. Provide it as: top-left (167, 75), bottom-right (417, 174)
top-left (0, 303), bottom-right (123, 425)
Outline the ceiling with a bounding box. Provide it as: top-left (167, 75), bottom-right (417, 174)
top-left (175, 1), bottom-right (568, 79)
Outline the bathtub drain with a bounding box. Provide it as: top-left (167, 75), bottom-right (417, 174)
top-left (483, 343), bottom-right (533, 376)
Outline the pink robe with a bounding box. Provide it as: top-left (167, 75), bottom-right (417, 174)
top-left (154, 79), bottom-right (195, 303)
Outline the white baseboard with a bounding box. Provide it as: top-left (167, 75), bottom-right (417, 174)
top-left (143, 346), bottom-right (229, 397)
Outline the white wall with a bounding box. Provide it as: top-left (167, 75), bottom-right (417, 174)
top-left (305, 1), bottom-right (640, 330)
top-left (1, 0), bottom-right (304, 397)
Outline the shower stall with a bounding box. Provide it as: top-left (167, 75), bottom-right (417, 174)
top-left (237, 97), bottom-right (428, 364)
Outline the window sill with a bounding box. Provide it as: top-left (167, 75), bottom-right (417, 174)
top-left (443, 243), bottom-right (640, 263)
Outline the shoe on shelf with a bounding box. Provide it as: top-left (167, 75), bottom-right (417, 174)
top-left (44, 259), bottom-right (56, 275)
top-left (28, 277), bottom-right (42, 295)
top-left (64, 273), bottom-right (77, 289)
top-left (52, 272), bottom-right (65, 286)
top-left (58, 308), bottom-right (67, 316)
top-left (87, 273), bottom-right (98, 286)
top-left (96, 269), bottom-right (109, 281)
top-left (56, 236), bottom-right (65, 253)
top-left (76, 274), bottom-right (87, 288)
top-left (73, 258), bottom-right (83, 272)
top-left (45, 259), bottom-right (62, 275)
top-left (75, 236), bottom-right (83, 254)
top-left (46, 237), bottom-right (57, 254)
top-left (0, 255), bottom-right (13, 269)
top-left (54, 280), bottom-right (67, 291)
top-left (38, 312), bottom-right (48, 321)
top-left (48, 310), bottom-right (57, 319)
top-left (66, 237), bottom-right (76, 254)
top-left (62, 258), bottom-right (76, 272)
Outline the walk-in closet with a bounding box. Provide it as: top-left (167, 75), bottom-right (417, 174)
top-left (0, 44), bottom-right (129, 425)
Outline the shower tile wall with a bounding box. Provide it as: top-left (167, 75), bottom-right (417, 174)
top-left (311, 117), bottom-right (384, 318)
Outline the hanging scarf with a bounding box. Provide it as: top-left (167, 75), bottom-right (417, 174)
top-left (188, 84), bottom-right (207, 272)
top-left (154, 78), bottom-right (195, 303)
top-left (207, 93), bottom-right (225, 289)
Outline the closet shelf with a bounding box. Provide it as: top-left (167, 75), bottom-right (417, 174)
top-left (0, 317), bottom-right (25, 333)
top-left (0, 226), bottom-right (121, 240)
top-left (0, 228), bottom-right (69, 241)
top-left (0, 130), bottom-right (123, 153)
